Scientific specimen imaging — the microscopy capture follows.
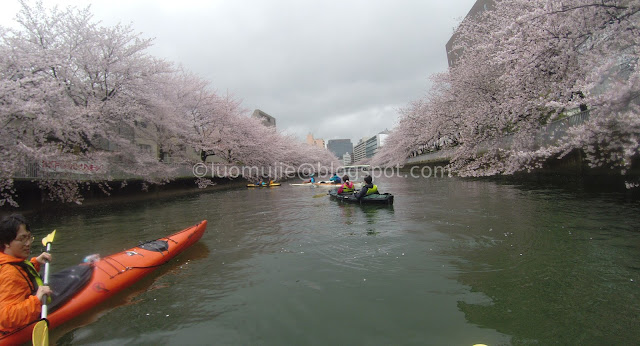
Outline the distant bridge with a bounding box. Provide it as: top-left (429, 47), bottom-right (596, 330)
top-left (337, 165), bottom-right (371, 171)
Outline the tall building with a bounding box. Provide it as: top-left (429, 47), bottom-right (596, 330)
top-left (252, 109), bottom-right (276, 127)
top-left (445, 0), bottom-right (495, 67)
top-left (365, 132), bottom-right (388, 157)
top-left (353, 131), bottom-right (388, 163)
top-left (353, 138), bottom-right (367, 163)
top-left (327, 139), bottom-right (353, 159)
top-left (306, 133), bottom-right (325, 148)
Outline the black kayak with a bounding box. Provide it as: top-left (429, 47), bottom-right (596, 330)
top-left (328, 190), bottom-right (394, 205)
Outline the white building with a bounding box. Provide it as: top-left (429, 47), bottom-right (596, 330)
top-left (342, 152), bottom-right (352, 166)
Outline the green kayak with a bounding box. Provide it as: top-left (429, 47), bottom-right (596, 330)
top-left (328, 190), bottom-right (394, 205)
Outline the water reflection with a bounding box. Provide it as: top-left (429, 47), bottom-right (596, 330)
top-left (22, 176), bottom-right (640, 345)
top-left (436, 183), bottom-right (640, 345)
top-left (335, 202), bottom-right (394, 229)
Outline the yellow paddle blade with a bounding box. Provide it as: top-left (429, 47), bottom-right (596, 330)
top-left (41, 230), bottom-right (56, 247)
top-left (312, 193), bottom-right (327, 198)
top-left (32, 319), bottom-right (49, 346)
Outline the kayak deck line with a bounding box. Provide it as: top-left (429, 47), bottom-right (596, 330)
top-left (93, 235), bottom-right (190, 279)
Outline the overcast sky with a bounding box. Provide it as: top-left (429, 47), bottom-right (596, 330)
top-left (1, 0), bottom-right (476, 146)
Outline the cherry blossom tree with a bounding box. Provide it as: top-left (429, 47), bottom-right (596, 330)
top-left (2, 1), bottom-right (187, 204)
top-left (173, 69), bottom-right (340, 181)
top-left (0, 1), bottom-right (340, 206)
top-left (375, 0), bottom-right (639, 185)
top-left (372, 73), bottom-right (465, 167)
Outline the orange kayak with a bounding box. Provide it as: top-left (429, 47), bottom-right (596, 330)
top-left (0, 220), bottom-right (207, 345)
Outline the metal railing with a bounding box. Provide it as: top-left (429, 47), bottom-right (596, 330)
top-left (537, 110), bottom-right (591, 147)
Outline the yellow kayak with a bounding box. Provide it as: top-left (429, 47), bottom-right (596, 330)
top-left (247, 183), bottom-right (281, 187)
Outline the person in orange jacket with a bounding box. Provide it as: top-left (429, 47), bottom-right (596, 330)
top-left (0, 214), bottom-right (52, 334)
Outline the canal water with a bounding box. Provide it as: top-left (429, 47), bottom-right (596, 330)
top-left (24, 175), bottom-right (640, 345)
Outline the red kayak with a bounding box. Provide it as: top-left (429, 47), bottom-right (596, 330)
top-left (0, 220), bottom-right (207, 345)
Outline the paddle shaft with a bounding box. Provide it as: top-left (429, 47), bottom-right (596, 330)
top-left (40, 242), bottom-right (51, 319)
top-left (32, 230), bottom-right (56, 346)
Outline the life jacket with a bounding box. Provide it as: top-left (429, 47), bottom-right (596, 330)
top-left (365, 184), bottom-right (379, 195)
top-left (310, 177), bottom-right (315, 183)
top-left (20, 260), bottom-right (44, 294)
top-left (341, 181), bottom-right (355, 193)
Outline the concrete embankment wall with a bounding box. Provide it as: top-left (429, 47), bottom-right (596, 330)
top-left (509, 150), bottom-right (640, 190)
top-left (406, 149), bottom-right (640, 195)
top-left (3, 177), bottom-right (247, 214)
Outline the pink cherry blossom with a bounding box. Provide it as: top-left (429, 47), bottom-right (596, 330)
top-left (374, 0), bottom-right (639, 187)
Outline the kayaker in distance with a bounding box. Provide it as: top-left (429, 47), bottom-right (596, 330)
top-left (0, 214), bottom-right (52, 334)
top-left (257, 176), bottom-right (268, 186)
top-left (355, 175), bottom-right (379, 200)
top-left (329, 173), bottom-right (342, 184)
top-left (305, 173), bottom-right (316, 183)
top-left (337, 175), bottom-right (355, 194)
